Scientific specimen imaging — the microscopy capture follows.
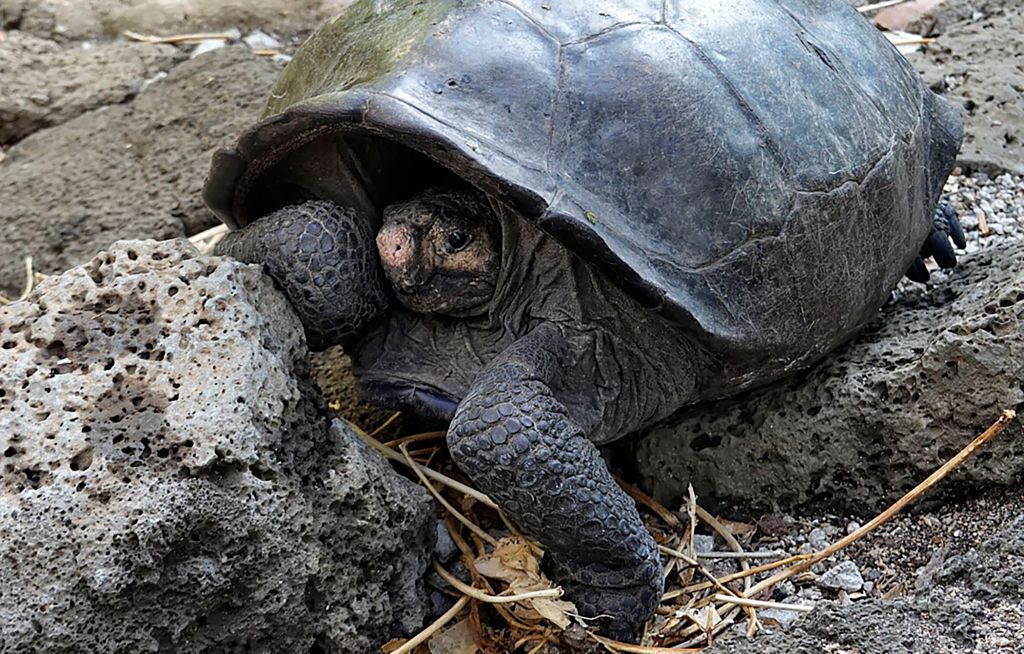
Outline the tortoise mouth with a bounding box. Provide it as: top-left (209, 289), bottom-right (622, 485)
top-left (357, 375), bottom-right (460, 422)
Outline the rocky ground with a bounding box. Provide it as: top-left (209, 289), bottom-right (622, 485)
top-left (1, 0), bottom-right (1022, 652)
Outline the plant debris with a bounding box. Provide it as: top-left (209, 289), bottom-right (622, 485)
top-left (346, 409), bottom-right (1016, 653)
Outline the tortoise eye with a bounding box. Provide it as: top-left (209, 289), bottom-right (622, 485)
top-left (444, 230), bottom-right (472, 253)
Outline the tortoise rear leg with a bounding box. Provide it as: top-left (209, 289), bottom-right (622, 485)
top-left (215, 201), bottom-right (390, 350)
top-left (447, 323), bottom-right (663, 641)
top-left (906, 199), bottom-right (967, 282)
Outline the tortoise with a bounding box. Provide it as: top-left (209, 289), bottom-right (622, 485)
top-left (203, 0), bottom-right (964, 640)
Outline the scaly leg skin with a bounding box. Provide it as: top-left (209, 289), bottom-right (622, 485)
top-left (447, 323), bottom-right (663, 642)
top-left (906, 199), bottom-right (968, 283)
top-left (215, 200), bottom-right (390, 350)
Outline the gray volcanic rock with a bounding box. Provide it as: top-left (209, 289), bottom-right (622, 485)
top-left (0, 46), bottom-right (284, 297)
top-left (631, 239), bottom-right (1024, 516)
top-left (910, 9), bottom-right (1024, 175)
top-left (705, 500), bottom-right (1024, 652)
top-left (705, 598), bottom-right (971, 653)
top-left (0, 31), bottom-right (183, 143)
top-left (0, 239), bottom-right (434, 653)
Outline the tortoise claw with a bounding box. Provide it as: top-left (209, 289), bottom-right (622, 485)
top-left (944, 204), bottom-right (968, 249)
top-left (928, 229), bottom-right (958, 269)
top-left (906, 199), bottom-right (965, 283)
top-left (930, 199), bottom-right (965, 268)
top-left (906, 256), bottom-right (930, 283)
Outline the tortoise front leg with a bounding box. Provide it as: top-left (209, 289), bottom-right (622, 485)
top-left (447, 323), bottom-right (663, 641)
top-left (215, 200), bottom-right (390, 350)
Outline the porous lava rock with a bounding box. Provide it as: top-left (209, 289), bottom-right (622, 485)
top-left (911, 9), bottom-right (1024, 176)
top-left (704, 508), bottom-right (1024, 652)
top-left (0, 46), bottom-right (285, 297)
top-left (631, 242), bottom-right (1024, 515)
top-left (704, 598), bottom-right (972, 653)
top-left (0, 239), bottom-right (434, 653)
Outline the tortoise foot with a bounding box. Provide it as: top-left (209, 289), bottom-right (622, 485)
top-left (545, 551), bottom-right (663, 642)
top-left (215, 201), bottom-right (390, 350)
top-left (906, 199), bottom-right (967, 283)
top-left (447, 323), bottom-right (663, 642)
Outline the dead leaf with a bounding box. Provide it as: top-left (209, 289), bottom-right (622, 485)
top-left (679, 604), bottom-right (722, 632)
top-left (874, 0), bottom-right (947, 31)
top-left (530, 597), bottom-right (575, 629)
top-left (382, 638), bottom-right (416, 653)
top-left (719, 518), bottom-right (756, 539)
top-left (428, 618), bottom-right (478, 654)
top-left (474, 537), bottom-right (579, 631)
top-left (475, 537), bottom-right (542, 585)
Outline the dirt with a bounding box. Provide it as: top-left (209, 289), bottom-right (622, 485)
top-left (1, 0), bottom-right (1022, 652)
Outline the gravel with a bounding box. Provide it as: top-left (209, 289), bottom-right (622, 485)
top-left (945, 171), bottom-right (1024, 249)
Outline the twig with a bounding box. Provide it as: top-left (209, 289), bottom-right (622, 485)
top-left (433, 562), bottom-right (563, 604)
top-left (188, 224), bottom-right (228, 255)
top-left (744, 410), bottom-right (1016, 599)
top-left (589, 632), bottom-right (703, 653)
top-left (693, 504), bottom-right (757, 629)
top-left (890, 36), bottom-right (936, 46)
top-left (857, 0), bottom-right (909, 12)
top-left (695, 505), bottom-right (752, 591)
top-left (657, 545), bottom-right (747, 607)
top-left (445, 518), bottom-right (539, 633)
top-left (685, 485), bottom-right (697, 585)
top-left (351, 425), bottom-right (499, 509)
top-left (524, 634), bottom-right (553, 654)
top-left (666, 553), bottom-right (814, 598)
top-left (978, 210), bottom-right (991, 237)
top-left (123, 30), bottom-right (237, 44)
top-left (383, 430), bottom-right (446, 448)
top-left (369, 411), bottom-right (403, 438)
top-left (657, 544), bottom-right (699, 566)
top-left (400, 444), bottom-right (499, 546)
top-left (389, 595), bottom-right (470, 654)
top-left (1, 256), bottom-right (37, 305)
top-left (712, 594), bottom-right (813, 612)
top-left (618, 478), bottom-right (683, 529)
top-left (20, 256), bottom-right (34, 299)
top-left (697, 551), bottom-right (785, 560)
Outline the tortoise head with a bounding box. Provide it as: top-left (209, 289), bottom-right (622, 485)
top-left (376, 187), bottom-right (502, 317)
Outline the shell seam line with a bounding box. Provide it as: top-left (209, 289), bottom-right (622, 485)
top-left (666, 25), bottom-right (789, 174)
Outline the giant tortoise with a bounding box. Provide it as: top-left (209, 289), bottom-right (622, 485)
top-left (203, 0), bottom-right (964, 639)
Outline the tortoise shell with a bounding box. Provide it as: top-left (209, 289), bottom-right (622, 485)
top-left (204, 0), bottom-right (961, 385)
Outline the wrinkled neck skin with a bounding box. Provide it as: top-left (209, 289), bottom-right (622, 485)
top-left (352, 203), bottom-right (700, 444)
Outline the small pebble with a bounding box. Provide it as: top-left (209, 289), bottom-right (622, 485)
top-left (243, 30), bottom-right (282, 50)
top-left (817, 560), bottom-right (865, 593)
top-left (693, 534), bottom-right (715, 553)
top-left (191, 39), bottom-right (227, 58)
top-left (758, 604), bottom-right (809, 630)
top-left (139, 71), bottom-right (168, 93)
top-left (808, 527), bottom-right (830, 550)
